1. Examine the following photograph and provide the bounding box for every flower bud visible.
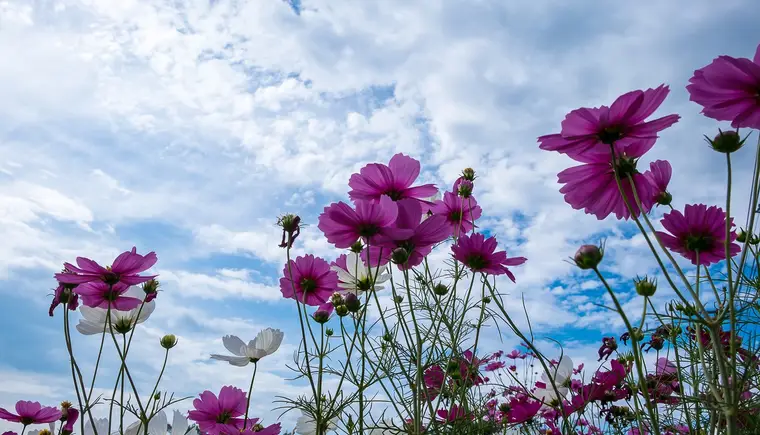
[312,309,331,324]
[634,275,657,297]
[330,292,345,307]
[706,130,746,154]
[446,360,461,379]
[655,191,672,206]
[573,244,604,270]
[153,392,161,401]
[344,292,361,312]
[142,279,159,302]
[349,240,364,253]
[160,334,178,349]
[462,168,476,181]
[277,214,301,248]
[457,180,474,198]
[737,230,748,243]
[325,328,334,337]
[60,401,72,410]
[482,296,491,304]
[383,332,393,342]
[433,283,449,296]
[335,305,349,317]
[390,247,409,265]
[393,295,404,304]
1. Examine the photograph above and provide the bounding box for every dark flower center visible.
[102,272,120,285]
[357,224,380,238]
[385,189,403,201]
[300,278,317,293]
[357,278,372,291]
[598,126,624,145]
[103,290,119,302]
[684,234,713,252]
[216,412,231,424]
[20,417,35,425]
[612,155,638,178]
[465,254,488,270]
[449,210,462,222]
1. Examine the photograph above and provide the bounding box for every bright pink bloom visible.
[656,204,741,266]
[49,272,79,317]
[241,419,281,435]
[55,247,157,287]
[424,365,445,401]
[280,255,338,307]
[187,386,247,435]
[645,160,672,205]
[505,350,526,360]
[451,233,526,280]
[430,191,482,236]
[348,153,438,203]
[0,401,62,425]
[556,151,659,220]
[538,85,679,162]
[74,282,142,310]
[62,408,79,433]
[318,196,401,249]
[505,396,541,424]
[485,361,506,372]
[436,404,471,423]
[312,302,334,323]
[687,43,760,129]
[365,199,451,270]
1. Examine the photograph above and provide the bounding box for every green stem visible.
[243,362,258,427]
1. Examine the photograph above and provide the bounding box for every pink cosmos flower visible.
[280,255,338,307]
[365,199,451,270]
[505,396,542,424]
[241,419,281,435]
[49,271,79,317]
[318,196,402,249]
[2,432,16,435]
[424,365,445,401]
[556,151,659,220]
[430,191,482,236]
[348,153,438,203]
[485,361,506,372]
[74,282,142,311]
[656,204,741,266]
[451,233,526,280]
[0,401,62,425]
[62,408,79,433]
[687,43,760,129]
[187,386,247,435]
[312,302,335,323]
[436,404,471,423]
[505,350,526,360]
[55,247,157,287]
[538,85,679,162]
[645,160,672,206]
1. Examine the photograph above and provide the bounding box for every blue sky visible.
[1,0,759,431]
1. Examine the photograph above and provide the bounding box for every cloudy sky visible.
[1,0,759,432]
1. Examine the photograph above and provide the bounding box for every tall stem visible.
[243,362,258,427]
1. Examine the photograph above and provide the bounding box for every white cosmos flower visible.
[420,191,442,222]
[295,411,336,435]
[534,356,573,408]
[331,252,390,295]
[210,328,284,366]
[77,287,155,335]
[125,410,189,435]
[84,418,111,435]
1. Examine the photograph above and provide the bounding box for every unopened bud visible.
[655,191,672,206]
[573,244,604,270]
[737,230,748,243]
[706,130,746,154]
[335,305,349,317]
[390,247,409,265]
[383,332,393,342]
[349,240,364,253]
[142,279,159,301]
[312,309,331,324]
[344,292,361,312]
[634,275,657,297]
[457,180,474,198]
[446,360,461,379]
[330,292,345,307]
[462,168,476,181]
[393,295,404,304]
[160,334,178,349]
[433,283,449,296]
[153,392,161,401]
[325,328,334,337]
[482,296,492,304]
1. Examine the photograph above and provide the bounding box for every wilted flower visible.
[277,214,301,249]
[598,337,618,362]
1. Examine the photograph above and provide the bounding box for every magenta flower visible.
[538,85,680,162]
[62,408,79,433]
[187,386,247,435]
[430,191,482,236]
[312,302,335,323]
[485,361,506,372]
[424,365,445,401]
[318,196,402,249]
[656,204,741,265]
[687,43,760,129]
[366,199,451,270]
[348,153,438,203]
[49,273,79,317]
[55,247,157,287]
[644,160,672,206]
[74,282,142,311]
[436,404,471,423]
[280,255,339,306]
[0,401,62,425]
[241,419,281,435]
[505,350,526,360]
[505,396,542,424]
[556,152,660,220]
[451,233,526,280]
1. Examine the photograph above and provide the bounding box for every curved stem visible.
[243,362,258,426]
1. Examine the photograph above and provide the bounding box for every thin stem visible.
[243,362,258,426]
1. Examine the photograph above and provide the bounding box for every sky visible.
[1,0,759,432]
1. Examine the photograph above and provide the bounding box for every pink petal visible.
[388,153,421,189]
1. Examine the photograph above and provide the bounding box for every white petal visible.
[135,300,156,323]
[210,354,250,366]
[256,328,284,355]
[79,306,108,323]
[171,410,189,435]
[125,421,143,435]
[124,286,144,299]
[221,335,246,356]
[148,410,168,435]
[77,319,106,335]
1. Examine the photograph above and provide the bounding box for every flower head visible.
[656,204,741,265]
[187,386,247,435]
[687,43,760,129]
[645,160,672,206]
[49,270,79,317]
[280,255,338,306]
[538,85,679,162]
[318,197,401,249]
[451,233,526,280]
[294,411,335,435]
[348,153,438,203]
[210,328,284,366]
[430,191,482,236]
[331,252,390,295]
[55,247,157,287]
[76,287,155,335]
[0,401,62,425]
